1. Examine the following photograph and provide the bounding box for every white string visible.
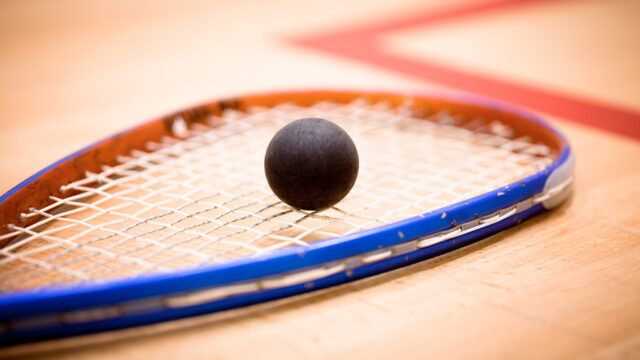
[0,99,553,291]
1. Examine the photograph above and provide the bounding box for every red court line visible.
[289,0,640,140]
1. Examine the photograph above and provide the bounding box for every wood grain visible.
[1,0,638,358]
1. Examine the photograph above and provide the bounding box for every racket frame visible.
[0,90,573,344]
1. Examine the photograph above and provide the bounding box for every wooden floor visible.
[0,0,638,358]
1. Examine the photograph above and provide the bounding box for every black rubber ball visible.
[264,117,359,211]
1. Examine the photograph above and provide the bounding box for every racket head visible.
[0,90,573,344]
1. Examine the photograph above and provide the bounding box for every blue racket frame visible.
[0,90,573,345]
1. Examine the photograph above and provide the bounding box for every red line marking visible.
[289,0,640,140]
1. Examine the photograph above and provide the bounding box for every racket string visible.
[0,99,553,290]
